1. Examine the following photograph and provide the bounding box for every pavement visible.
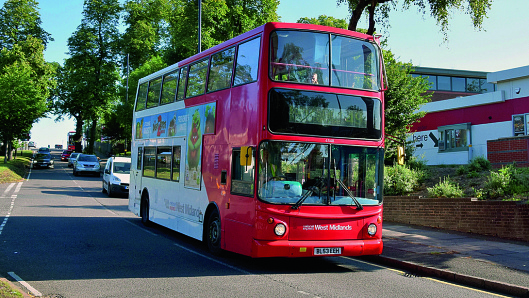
[360,222,529,297]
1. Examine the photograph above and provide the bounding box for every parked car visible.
[31,153,54,169]
[73,154,101,176]
[68,152,80,167]
[102,156,131,197]
[38,147,50,154]
[61,150,73,161]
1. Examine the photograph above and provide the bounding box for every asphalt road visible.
[0,152,508,298]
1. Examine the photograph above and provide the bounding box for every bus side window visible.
[186,58,209,98]
[160,70,179,105]
[172,146,181,182]
[233,37,261,86]
[137,147,143,171]
[176,67,188,101]
[143,147,156,177]
[135,82,148,111]
[147,77,162,108]
[208,47,235,93]
[230,148,255,196]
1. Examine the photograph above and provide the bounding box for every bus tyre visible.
[206,210,222,255]
[141,196,150,226]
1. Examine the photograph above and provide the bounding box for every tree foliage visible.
[52,0,121,153]
[0,0,53,49]
[339,0,492,39]
[0,0,55,161]
[105,56,167,144]
[383,49,431,163]
[297,15,348,29]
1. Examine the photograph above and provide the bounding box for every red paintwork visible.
[183,22,384,257]
[411,95,529,132]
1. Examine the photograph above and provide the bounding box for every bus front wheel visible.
[206,210,222,255]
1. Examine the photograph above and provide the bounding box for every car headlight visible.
[76,163,84,168]
[33,160,37,163]
[367,223,377,236]
[112,176,121,184]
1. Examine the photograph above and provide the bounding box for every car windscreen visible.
[78,155,98,162]
[113,162,131,174]
[35,154,51,159]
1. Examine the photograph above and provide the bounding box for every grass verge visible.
[0,151,32,184]
[0,278,24,298]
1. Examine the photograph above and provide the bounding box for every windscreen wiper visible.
[333,159,363,210]
[336,179,363,210]
[292,177,323,210]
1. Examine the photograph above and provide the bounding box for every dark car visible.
[31,153,54,169]
[61,150,73,161]
[38,147,50,154]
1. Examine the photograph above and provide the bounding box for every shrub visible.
[467,171,480,178]
[456,165,468,176]
[479,164,529,200]
[384,164,425,195]
[427,176,464,198]
[468,156,491,172]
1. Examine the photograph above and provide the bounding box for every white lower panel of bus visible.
[151,209,204,241]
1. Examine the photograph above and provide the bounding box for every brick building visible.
[409,65,529,166]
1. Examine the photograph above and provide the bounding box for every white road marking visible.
[0,182,22,236]
[2,183,15,196]
[8,271,42,297]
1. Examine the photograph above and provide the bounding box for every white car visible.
[102,156,131,197]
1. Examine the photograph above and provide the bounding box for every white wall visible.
[409,121,512,165]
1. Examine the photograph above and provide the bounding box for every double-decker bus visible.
[67,131,76,151]
[129,22,385,258]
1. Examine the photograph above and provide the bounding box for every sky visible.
[2,0,527,148]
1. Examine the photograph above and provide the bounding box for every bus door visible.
[133,147,143,202]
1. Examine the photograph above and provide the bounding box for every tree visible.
[383,49,431,164]
[52,0,122,154]
[122,0,169,70]
[104,56,167,148]
[0,38,54,161]
[297,15,348,29]
[0,0,55,161]
[338,0,492,38]
[0,0,53,50]
[164,0,279,63]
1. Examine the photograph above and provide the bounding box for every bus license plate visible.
[314,247,342,255]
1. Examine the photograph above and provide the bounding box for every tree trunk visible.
[348,0,370,31]
[87,118,97,154]
[367,0,377,35]
[75,115,84,153]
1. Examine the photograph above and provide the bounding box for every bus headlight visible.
[367,223,377,236]
[274,223,286,236]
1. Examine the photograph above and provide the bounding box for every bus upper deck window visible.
[233,37,261,86]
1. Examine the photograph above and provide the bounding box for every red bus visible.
[129,22,385,258]
[67,131,76,151]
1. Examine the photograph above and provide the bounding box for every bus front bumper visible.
[251,239,383,258]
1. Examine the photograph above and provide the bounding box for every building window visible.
[452,77,466,92]
[438,123,471,152]
[437,76,451,91]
